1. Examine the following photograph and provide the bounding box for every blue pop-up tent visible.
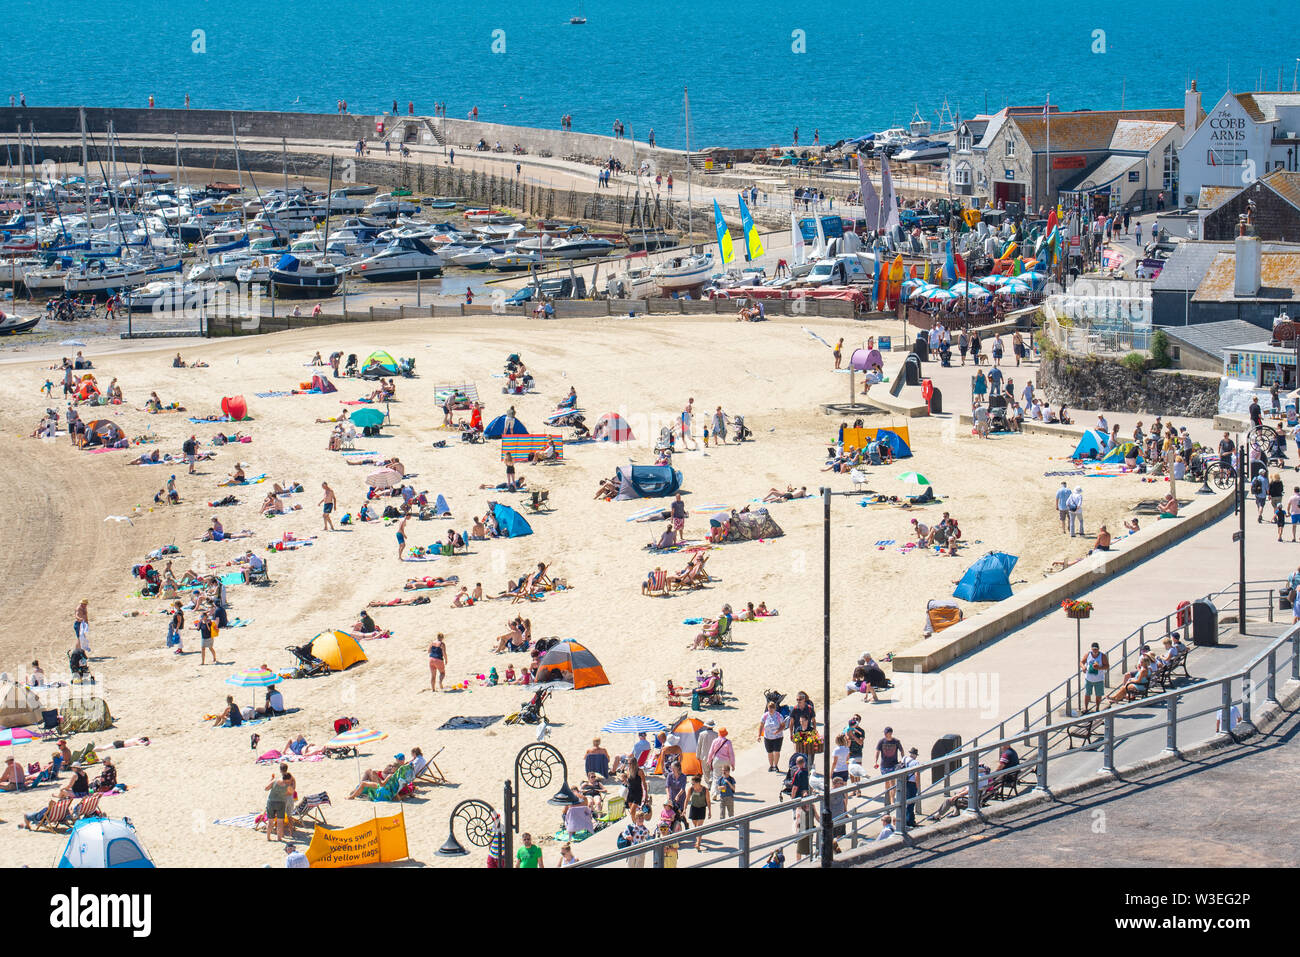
[875,429,913,459]
[952,551,1019,602]
[492,502,533,538]
[614,465,683,500]
[484,415,529,439]
[1071,430,1106,459]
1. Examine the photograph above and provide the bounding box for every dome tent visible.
[484,415,529,439]
[535,639,609,690]
[593,412,634,443]
[309,631,368,671]
[57,817,155,869]
[0,680,43,728]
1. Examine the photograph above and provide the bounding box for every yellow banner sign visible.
[305,810,409,868]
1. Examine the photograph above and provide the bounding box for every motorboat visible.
[123,280,218,313]
[353,236,444,282]
[233,256,278,285]
[894,140,949,163]
[550,233,617,260]
[490,250,543,272]
[650,252,714,291]
[463,208,515,224]
[364,196,420,218]
[311,189,368,215]
[342,184,379,196]
[268,254,347,298]
[187,249,264,282]
[0,310,39,334]
[0,232,37,254]
[63,259,151,295]
[446,242,505,269]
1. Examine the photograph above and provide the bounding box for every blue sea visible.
[5,0,1298,147]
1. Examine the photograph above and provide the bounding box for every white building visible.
[1176,82,1300,209]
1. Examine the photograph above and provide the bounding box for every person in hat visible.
[694,720,718,787]
[706,727,735,783]
[902,747,922,826]
[284,842,309,867]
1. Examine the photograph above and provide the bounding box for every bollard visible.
[1267,651,1278,705]
[1165,695,1179,755]
[965,751,980,813]
[1101,713,1116,773]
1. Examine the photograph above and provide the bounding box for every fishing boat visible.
[268,254,346,298]
[353,236,444,282]
[650,252,713,291]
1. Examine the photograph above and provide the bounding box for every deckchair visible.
[412,748,448,787]
[27,797,74,832]
[71,793,103,821]
[361,764,413,802]
[527,489,551,512]
[597,794,626,825]
[703,615,732,648]
[644,568,670,596]
[290,791,331,828]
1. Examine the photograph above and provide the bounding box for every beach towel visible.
[438,715,503,731]
[212,813,262,829]
[253,391,294,398]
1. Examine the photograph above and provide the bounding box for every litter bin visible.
[903,353,922,386]
[929,734,963,785]
[1191,598,1218,646]
[913,332,929,362]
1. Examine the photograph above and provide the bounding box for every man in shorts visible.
[1055,481,1071,534]
[183,434,199,474]
[1080,642,1109,712]
[320,482,336,531]
[198,611,217,665]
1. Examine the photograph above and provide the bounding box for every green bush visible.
[1122,352,1147,372]
[1150,329,1172,369]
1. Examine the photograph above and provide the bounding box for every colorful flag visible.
[942,239,957,286]
[857,153,880,231]
[737,194,764,261]
[712,199,734,265]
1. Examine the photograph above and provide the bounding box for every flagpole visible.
[1044,94,1051,216]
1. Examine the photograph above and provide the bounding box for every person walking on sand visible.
[712,405,727,445]
[396,514,409,560]
[833,338,844,369]
[680,397,696,449]
[320,482,337,531]
[429,632,447,691]
[1055,482,1071,534]
[73,599,90,655]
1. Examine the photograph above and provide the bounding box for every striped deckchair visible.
[501,434,564,463]
[642,569,669,597]
[434,383,479,406]
[72,793,103,821]
[28,797,74,832]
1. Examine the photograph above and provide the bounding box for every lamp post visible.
[510,742,579,835]
[436,797,499,858]
[819,485,833,867]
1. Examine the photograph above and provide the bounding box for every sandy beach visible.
[0,314,1159,866]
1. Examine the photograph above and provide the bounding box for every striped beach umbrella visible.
[600,716,668,735]
[225,666,278,688]
[325,727,388,749]
[897,471,931,486]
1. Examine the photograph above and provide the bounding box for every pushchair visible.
[285,643,331,678]
[733,415,753,442]
[654,426,676,456]
[398,357,416,378]
[68,648,93,684]
[987,394,1010,432]
[343,354,358,376]
[506,688,550,725]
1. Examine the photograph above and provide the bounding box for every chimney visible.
[1235,233,1261,298]
[1183,80,1201,146]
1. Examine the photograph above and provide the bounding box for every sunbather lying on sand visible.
[595,477,618,499]
[763,485,809,503]
[404,576,457,591]
[129,449,165,465]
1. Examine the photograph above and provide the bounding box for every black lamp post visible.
[435,797,499,857]
[818,486,833,867]
[512,742,580,829]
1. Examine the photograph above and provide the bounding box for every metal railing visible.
[575,626,1299,868]
[963,580,1280,754]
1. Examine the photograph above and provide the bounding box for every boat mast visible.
[684,86,693,240]
[281,137,289,196]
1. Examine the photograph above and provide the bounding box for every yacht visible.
[353,237,444,282]
[650,252,714,291]
[364,196,420,218]
[446,242,505,270]
[489,250,543,272]
[550,233,617,260]
[268,255,347,298]
[187,249,265,282]
[894,140,949,163]
[311,189,368,215]
[63,259,151,295]
[124,280,218,312]
[21,262,73,295]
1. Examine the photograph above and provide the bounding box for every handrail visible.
[575,624,1299,868]
[962,578,1280,754]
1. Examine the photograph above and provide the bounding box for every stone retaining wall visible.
[1038,353,1220,418]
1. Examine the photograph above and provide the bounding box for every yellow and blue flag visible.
[713,200,734,265]
[737,194,764,261]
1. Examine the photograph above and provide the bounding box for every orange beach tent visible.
[535,640,609,690]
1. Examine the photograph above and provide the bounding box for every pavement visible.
[874,700,1300,868]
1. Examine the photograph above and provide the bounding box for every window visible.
[958,131,972,152]
[1207,149,1247,167]
[1005,139,1016,157]
[1163,144,1178,193]
[953,162,972,186]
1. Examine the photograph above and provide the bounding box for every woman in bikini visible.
[428,633,447,691]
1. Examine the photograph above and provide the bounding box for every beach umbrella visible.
[324,726,389,794]
[0,727,37,760]
[350,407,385,429]
[897,471,930,486]
[225,665,279,709]
[600,716,668,734]
[366,468,402,489]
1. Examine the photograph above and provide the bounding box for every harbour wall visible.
[0,107,683,171]
[1037,354,1221,418]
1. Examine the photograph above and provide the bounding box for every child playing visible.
[504,664,517,683]
[702,425,710,448]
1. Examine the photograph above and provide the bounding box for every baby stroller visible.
[987,394,1010,432]
[504,353,523,375]
[507,688,551,725]
[654,426,676,456]
[398,357,416,378]
[68,647,93,684]
[733,415,753,442]
[344,354,358,376]
[285,643,331,679]
[777,752,814,802]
